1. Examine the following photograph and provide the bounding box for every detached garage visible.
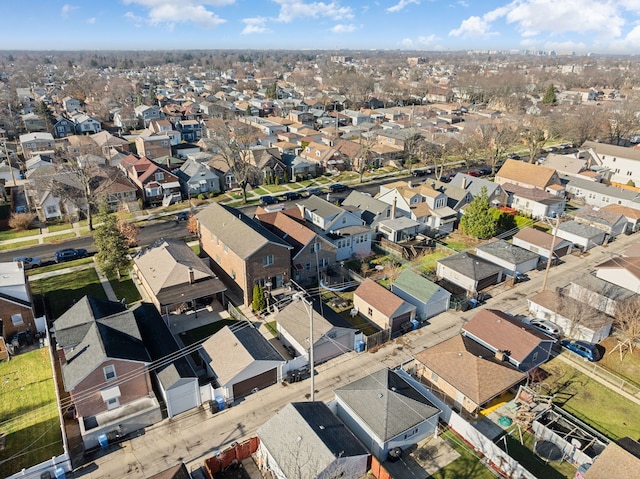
[133,303,201,418]
[201,324,285,402]
[475,239,540,276]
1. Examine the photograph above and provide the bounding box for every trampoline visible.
[535,440,563,462]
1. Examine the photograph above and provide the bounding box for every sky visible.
[1,0,640,54]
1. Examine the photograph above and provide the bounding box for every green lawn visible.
[0,349,63,477]
[43,232,77,243]
[428,429,496,479]
[540,357,640,440]
[178,319,239,345]
[108,272,141,305]
[47,222,73,232]
[26,257,94,276]
[0,239,40,251]
[598,337,640,388]
[0,228,40,241]
[31,268,107,319]
[415,250,451,273]
[190,244,201,255]
[264,321,278,337]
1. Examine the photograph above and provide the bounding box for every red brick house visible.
[119,154,181,206]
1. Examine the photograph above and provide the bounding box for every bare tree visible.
[612,296,640,358]
[605,101,640,145]
[557,289,608,339]
[478,122,518,174]
[353,133,376,184]
[552,106,607,147]
[520,115,551,163]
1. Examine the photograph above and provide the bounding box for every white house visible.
[475,239,540,276]
[581,140,640,185]
[595,255,640,293]
[391,269,451,321]
[554,220,606,251]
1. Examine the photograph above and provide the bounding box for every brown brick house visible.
[0,262,40,351]
[197,202,292,306]
[353,278,416,334]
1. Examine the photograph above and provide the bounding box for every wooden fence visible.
[203,437,260,477]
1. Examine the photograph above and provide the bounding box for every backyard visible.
[428,428,496,479]
[0,348,63,477]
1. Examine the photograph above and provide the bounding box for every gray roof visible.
[450,173,503,198]
[177,158,218,181]
[334,368,440,441]
[53,296,126,347]
[298,195,344,221]
[437,252,504,280]
[476,239,540,265]
[557,220,605,238]
[569,274,636,303]
[562,175,640,204]
[257,402,368,479]
[196,202,292,259]
[61,308,150,391]
[392,269,448,303]
[342,191,389,224]
[377,216,421,231]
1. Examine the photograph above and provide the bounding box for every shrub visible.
[8,212,37,231]
[197,193,205,200]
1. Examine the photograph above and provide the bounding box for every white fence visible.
[396,366,537,479]
[6,453,71,479]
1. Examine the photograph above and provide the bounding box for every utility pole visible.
[291,280,315,402]
[541,215,561,293]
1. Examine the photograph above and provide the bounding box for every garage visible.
[477,272,501,291]
[232,368,277,398]
[164,377,201,418]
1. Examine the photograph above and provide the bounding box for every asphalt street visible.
[71,230,639,479]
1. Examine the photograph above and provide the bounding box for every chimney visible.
[461,176,467,189]
[188,267,195,284]
[407,180,413,188]
[391,197,397,219]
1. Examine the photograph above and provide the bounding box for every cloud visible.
[61,4,78,18]
[387,0,419,13]
[273,0,354,22]
[401,34,440,47]
[241,17,272,34]
[86,17,96,24]
[449,15,494,37]
[122,0,230,28]
[331,23,358,33]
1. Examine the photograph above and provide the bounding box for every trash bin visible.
[355,340,365,352]
[54,467,66,479]
[98,433,108,449]
[215,396,225,411]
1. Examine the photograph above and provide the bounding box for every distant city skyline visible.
[1,1,639,54]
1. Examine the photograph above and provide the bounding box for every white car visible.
[13,256,42,269]
[528,319,561,338]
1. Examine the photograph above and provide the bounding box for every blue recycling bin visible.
[410,319,420,330]
[54,467,66,479]
[98,433,108,449]
[215,396,225,411]
[355,340,365,352]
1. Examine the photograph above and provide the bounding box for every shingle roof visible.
[334,368,440,442]
[513,227,570,250]
[257,402,368,479]
[476,239,540,265]
[256,210,317,256]
[392,269,446,302]
[582,140,640,162]
[275,298,353,346]
[354,279,407,317]
[496,159,558,189]
[462,309,551,363]
[414,335,526,405]
[557,220,605,238]
[596,255,640,280]
[437,252,504,280]
[196,202,292,259]
[53,296,126,347]
[584,440,640,479]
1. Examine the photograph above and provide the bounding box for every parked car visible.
[560,339,601,362]
[507,153,521,160]
[260,195,279,205]
[305,187,323,196]
[439,174,452,183]
[478,166,492,176]
[282,191,302,201]
[329,183,347,192]
[55,248,88,263]
[528,319,561,338]
[13,256,42,269]
[176,212,190,221]
[412,169,427,177]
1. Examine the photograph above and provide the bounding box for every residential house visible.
[342,190,392,228]
[475,239,540,277]
[177,119,202,143]
[91,131,130,159]
[462,309,554,371]
[133,303,201,418]
[256,209,337,286]
[600,204,640,233]
[19,132,55,158]
[502,183,566,219]
[581,140,640,185]
[53,296,162,448]
[52,116,75,138]
[541,153,591,180]
[132,238,226,316]
[120,155,181,206]
[574,205,628,241]
[376,216,422,242]
[565,273,636,317]
[176,158,220,197]
[172,143,201,159]
[334,368,440,461]
[135,130,172,160]
[296,195,371,261]
[563,175,640,211]
[256,402,369,479]
[90,166,138,212]
[197,202,292,306]
[391,269,451,321]
[299,141,338,170]
[595,255,640,293]
[200,324,285,402]
[0,262,44,350]
[70,112,102,134]
[414,335,526,415]
[135,105,164,127]
[353,279,417,335]
[449,173,508,206]
[25,164,86,221]
[62,96,81,113]
[247,147,288,184]
[527,290,613,343]
[113,107,139,130]
[495,159,564,196]
[436,252,504,295]
[66,134,100,156]
[581,438,640,479]
[512,227,573,260]
[275,297,356,364]
[22,112,47,132]
[554,220,606,251]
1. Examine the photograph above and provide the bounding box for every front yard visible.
[0,349,63,477]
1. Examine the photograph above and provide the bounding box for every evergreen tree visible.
[93,204,130,279]
[459,186,498,239]
[542,84,556,105]
[252,284,266,312]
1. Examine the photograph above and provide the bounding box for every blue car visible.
[560,339,601,362]
[55,248,88,263]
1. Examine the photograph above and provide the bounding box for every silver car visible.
[13,256,42,269]
[528,319,561,338]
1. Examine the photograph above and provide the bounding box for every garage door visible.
[477,273,500,291]
[166,381,199,418]
[232,368,277,399]
[554,245,570,257]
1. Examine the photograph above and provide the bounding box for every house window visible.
[431,370,439,382]
[161,141,169,146]
[306,263,311,271]
[404,428,419,440]
[46,205,57,215]
[532,352,538,362]
[155,172,164,181]
[367,307,373,316]
[11,313,23,326]
[223,245,228,254]
[263,254,274,266]
[104,365,116,381]
[311,242,320,253]
[320,258,329,268]
[105,397,120,410]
